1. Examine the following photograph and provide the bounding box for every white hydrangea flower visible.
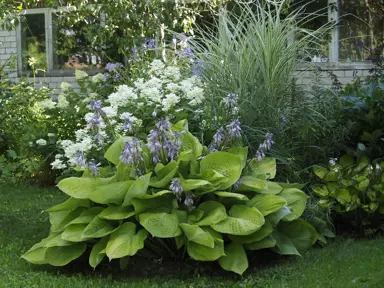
[59,140,73,148]
[36,139,47,146]
[148,59,165,75]
[36,99,56,110]
[92,73,104,84]
[57,94,69,108]
[166,83,180,92]
[102,106,118,118]
[141,87,162,103]
[55,154,64,159]
[186,87,204,106]
[75,70,88,81]
[75,129,88,141]
[47,133,55,137]
[145,77,163,89]
[51,159,67,170]
[133,78,146,91]
[162,66,181,81]
[60,82,72,92]
[162,93,180,111]
[108,85,138,108]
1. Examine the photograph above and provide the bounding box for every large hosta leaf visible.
[89,236,109,268]
[44,233,73,247]
[237,176,268,192]
[150,161,178,188]
[218,243,248,275]
[312,185,329,197]
[247,194,287,216]
[187,239,225,261]
[211,205,265,235]
[66,207,104,226]
[179,223,215,248]
[179,178,211,191]
[260,182,283,195]
[313,166,328,179]
[104,136,130,165]
[57,176,116,199]
[227,147,248,169]
[45,243,87,266]
[279,188,308,221]
[245,235,276,250]
[45,198,91,212]
[62,224,88,242]
[98,205,135,220]
[22,247,48,265]
[179,131,203,158]
[49,207,88,232]
[123,173,152,206]
[244,158,276,179]
[131,190,175,214]
[214,191,249,201]
[106,222,148,260]
[90,181,134,204]
[82,217,119,239]
[200,152,242,190]
[229,221,273,244]
[195,201,227,226]
[139,211,181,238]
[266,206,291,227]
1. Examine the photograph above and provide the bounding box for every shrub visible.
[22,119,320,275]
[312,155,384,236]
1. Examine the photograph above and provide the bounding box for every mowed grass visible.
[0,183,383,288]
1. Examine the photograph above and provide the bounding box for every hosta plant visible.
[312,155,384,235]
[23,119,318,275]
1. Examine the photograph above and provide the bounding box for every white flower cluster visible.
[75,70,88,81]
[36,139,47,146]
[36,98,56,110]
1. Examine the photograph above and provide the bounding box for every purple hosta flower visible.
[102,73,109,80]
[226,120,242,139]
[182,47,194,58]
[94,133,103,145]
[89,114,101,129]
[147,130,162,164]
[192,60,202,75]
[105,62,123,72]
[120,138,143,166]
[88,100,102,111]
[281,115,287,124]
[170,179,183,200]
[88,160,101,177]
[74,150,87,168]
[152,110,157,118]
[145,38,156,49]
[114,73,121,80]
[164,138,180,160]
[155,119,171,132]
[223,93,238,108]
[213,127,225,146]
[256,132,274,162]
[356,41,365,47]
[123,116,133,132]
[233,179,242,189]
[184,194,195,211]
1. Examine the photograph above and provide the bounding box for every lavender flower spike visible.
[88,160,101,177]
[74,150,87,168]
[213,127,225,146]
[223,93,237,108]
[170,179,183,200]
[88,100,102,111]
[155,119,171,132]
[226,120,242,139]
[233,179,242,189]
[184,194,195,211]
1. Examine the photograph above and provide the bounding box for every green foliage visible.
[23,119,318,275]
[312,155,384,235]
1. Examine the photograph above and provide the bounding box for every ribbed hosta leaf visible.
[89,236,109,268]
[279,188,308,221]
[247,194,287,216]
[229,221,273,244]
[44,233,73,247]
[266,206,291,227]
[57,176,116,199]
[131,190,174,214]
[237,176,268,192]
[90,181,134,204]
[211,205,265,235]
[106,222,147,260]
[227,147,248,169]
[244,157,276,179]
[98,205,135,220]
[45,198,91,212]
[187,239,225,261]
[49,207,88,233]
[123,173,152,206]
[45,243,87,266]
[150,161,178,188]
[66,207,104,226]
[139,211,182,238]
[214,191,249,201]
[218,243,248,275]
[178,178,211,191]
[62,224,88,242]
[179,223,215,248]
[195,201,227,226]
[82,217,119,239]
[244,235,276,250]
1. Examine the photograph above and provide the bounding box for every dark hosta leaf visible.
[244,158,276,179]
[123,173,152,206]
[312,185,329,197]
[229,221,273,244]
[237,176,268,192]
[90,181,134,204]
[180,223,215,248]
[313,166,328,179]
[106,222,148,260]
[45,198,91,212]
[139,211,182,238]
[66,207,104,226]
[245,235,276,250]
[57,176,116,199]
[279,188,308,221]
[82,217,119,239]
[89,236,109,268]
[200,152,242,190]
[104,136,131,165]
[340,154,355,167]
[98,205,135,220]
[266,206,291,227]
[187,239,225,261]
[214,191,249,200]
[172,209,188,224]
[45,243,87,266]
[218,243,248,275]
[62,224,88,242]
[227,147,248,169]
[335,188,352,204]
[150,161,178,188]
[131,190,175,214]
[247,194,286,216]
[195,201,227,226]
[49,207,88,233]
[211,205,265,236]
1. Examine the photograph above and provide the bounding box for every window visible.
[17,7,119,76]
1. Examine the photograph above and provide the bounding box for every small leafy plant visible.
[23,119,319,275]
[312,155,384,235]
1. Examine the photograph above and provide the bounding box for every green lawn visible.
[0,183,383,288]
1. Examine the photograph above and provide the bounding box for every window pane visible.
[339,0,384,62]
[20,14,47,72]
[52,13,120,70]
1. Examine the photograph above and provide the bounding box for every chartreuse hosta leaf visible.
[104,136,131,165]
[179,131,203,158]
[150,161,178,188]
[195,201,227,226]
[178,178,212,191]
[45,243,87,266]
[57,176,116,199]
[244,235,276,250]
[22,233,59,264]
[123,173,152,206]
[214,191,249,201]
[49,207,88,233]
[244,157,277,179]
[236,176,268,192]
[106,222,148,260]
[187,209,204,224]
[278,188,308,221]
[276,182,305,190]
[200,152,242,190]
[218,242,248,275]
[229,221,273,244]
[139,210,182,238]
[266,206,291,227]
[44,233,73,247]
[262,182,283,195]
[131,190,175,214]
[66,207,104,226]
[211,205,265,236]
[82,217,120,239]
[312,185,329,197]
[90,181,134,204]
[98,205,135,220]
[180,223,215,248]
[227,147,248,169]
[62,224,89,242]
[246,194,287,216]
[273,219,318,256]
[89,236,109,268]
[313,166,328,179]
[45,198,91,212]
[186,227,225,261]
